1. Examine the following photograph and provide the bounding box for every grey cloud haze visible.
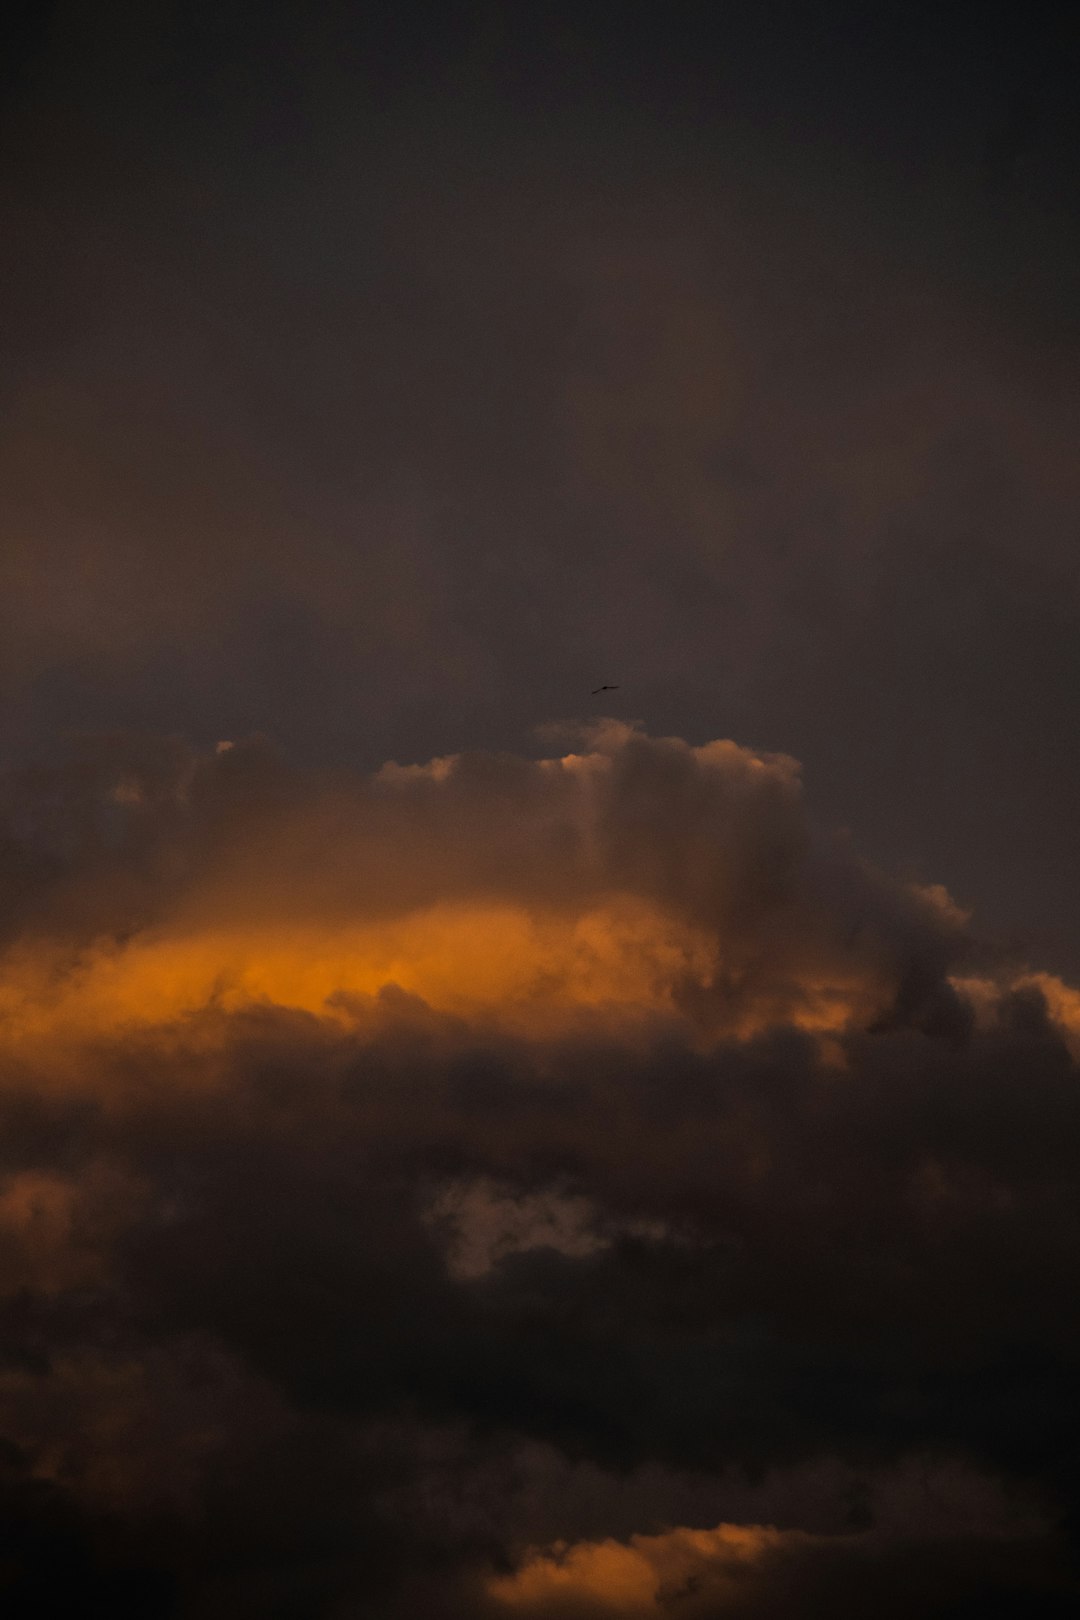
[1,5,1079,982]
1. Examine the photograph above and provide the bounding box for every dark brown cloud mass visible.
[0,725,1078,1615]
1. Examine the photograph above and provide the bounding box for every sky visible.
[1,2,1080,1614]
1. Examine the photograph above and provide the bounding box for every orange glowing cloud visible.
[0,892,891,1087]
[0,726,1031,1085]
[487,1521,817,1615]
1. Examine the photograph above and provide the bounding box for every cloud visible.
[483,1513,1076,1619]
[0,726,1077,1613]
[487,1521,803,1615]
[0,724,972,1067]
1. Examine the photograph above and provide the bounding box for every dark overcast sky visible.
[2,5,1080,1616]
[2,0,1079,969]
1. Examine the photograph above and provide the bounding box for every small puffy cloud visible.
[487,1521,811,1615]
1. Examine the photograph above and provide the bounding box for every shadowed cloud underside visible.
[0,725,1078,1615]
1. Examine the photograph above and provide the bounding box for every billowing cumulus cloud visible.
[0,724,1078,1614]
[0,722,971,1060]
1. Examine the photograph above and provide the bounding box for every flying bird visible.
[592,684,619,694]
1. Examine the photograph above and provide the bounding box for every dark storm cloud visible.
[0,726,1078,1613]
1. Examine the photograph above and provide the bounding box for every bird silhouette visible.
[591,684,619,694]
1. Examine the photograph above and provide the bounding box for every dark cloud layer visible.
[0,727,1077,1614]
